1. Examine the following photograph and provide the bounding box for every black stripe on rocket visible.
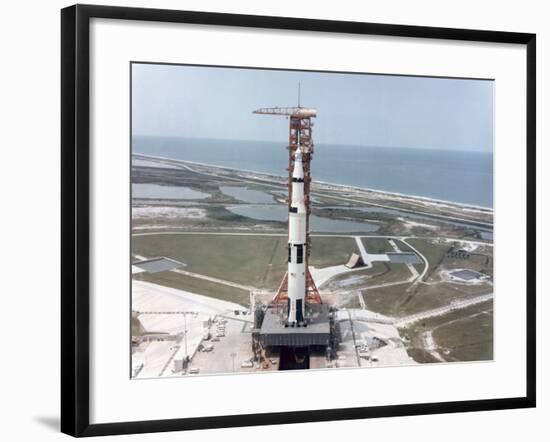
[288,243,305,264]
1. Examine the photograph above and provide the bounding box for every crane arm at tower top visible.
[253,106,317,118]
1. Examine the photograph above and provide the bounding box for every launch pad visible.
[259,303,331,347]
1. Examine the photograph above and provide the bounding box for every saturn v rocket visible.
[287,147,307,325]
[253,103,323,327]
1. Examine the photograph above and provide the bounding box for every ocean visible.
[133,136,493,208]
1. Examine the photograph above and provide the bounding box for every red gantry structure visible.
[253,103,323,312]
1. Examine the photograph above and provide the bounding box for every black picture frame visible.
[61,4,536,437]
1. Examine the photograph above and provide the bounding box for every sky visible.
[132,63,494,152]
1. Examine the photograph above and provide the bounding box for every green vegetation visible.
[133,234,357,291]
[323,261,412,293]
[432,311,493,361]
[374,263,411,284]
[309,236,357,267]
[363,274,492,317]
[324,262,387,290]
[399,300,493,363]
[132,233,492,327]
[393,239,415,253]
[404,348,441,364]
[361,284,411,316]
[416,283,488,312]
[368,238,494,316]
[135,271,250,306]
[362,238,394,253]
[134,234,286,289]
[407,238,493,281]
[406,238,450,280]
[359,238,492,316]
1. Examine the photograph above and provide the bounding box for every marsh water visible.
[133,136,493,208]
[226,204,378,233]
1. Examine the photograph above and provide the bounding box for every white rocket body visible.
[287,147,307,325]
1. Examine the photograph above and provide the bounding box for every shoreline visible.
[133,153,494,213]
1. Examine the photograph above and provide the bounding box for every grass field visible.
[322,262,387,290]
[135,270,250,306]
[406,238,451,280]
[393,239,415,253]
[133,233,357,291]
[362,238,394,253]
[322,261,412,299]
[133,234,286,289]
[362,273,492,317]
[310,236,358,267]
[432,310,493,361]
[399,300,493,362]
[132,233,492,321]
[365,238,494,316]
[361,283,411,316]
[407,238,493,279]
[372,263,412,284]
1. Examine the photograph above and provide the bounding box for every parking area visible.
[189,314,256,375]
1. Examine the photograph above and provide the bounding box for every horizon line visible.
[132,134,493,154]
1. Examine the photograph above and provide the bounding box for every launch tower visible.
[253,98,332,370]
[253,104,322,326]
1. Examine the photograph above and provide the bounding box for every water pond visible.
[227,204,378,233]
[220,186,275,204]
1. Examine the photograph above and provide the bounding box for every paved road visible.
[400,237,429,286]
[353,236,389,268]
[134,232,492,327]
[394,293,494,328]
[421,331,446,362]
[171,268,256,292]
[357,292,366,309]
[133,231,492,248]
[361,278,415,291]
[389,238,420,279]
[132,232,470,292]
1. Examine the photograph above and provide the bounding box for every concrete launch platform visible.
[259,304,331,347]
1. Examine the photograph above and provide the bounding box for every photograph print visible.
[130,63,494,379]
